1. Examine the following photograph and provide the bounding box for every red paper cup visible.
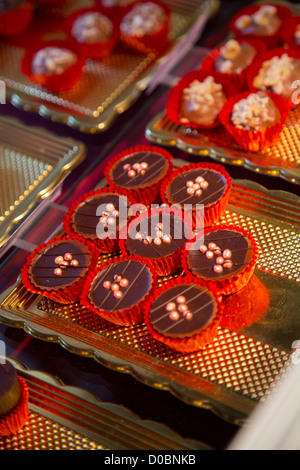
[63,186,137,254]
[200,38,267,92]
[246,47,300,108]
[21,235,101,305]
[166,69,239,130]
[64,6,119,60]
[119,205,195,277]
[21,39,85,92]
[119,0,171,55]
[144,275,224,353]
[81,254,157,326]
[0,2,33,37]
[181,224,259,296]
[219,90,291,152]
[229,3,292,49]
[161,162,232,229]
[104,145,173,207]
[0,378,29,437]
[281,16,300,49]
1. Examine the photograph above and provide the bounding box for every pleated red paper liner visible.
[63,187,137,254]
[166,69,239,130]
[200,38,267,93]
[81,255,157,326]
[119,0,171,55]
[181,224,259,297]
[246,47,300,109]
[281,16,300,49]
[0,378,29,437]
[64,6,120,60]
[104,145,174,207]
[21,234,101,305]
[160,162,232,230]
[119,205,195,277]
[219,90,291,152]
[21,39,85,92]
[144,275,224,354]
[229,3,292,49]
[0,1,33,37]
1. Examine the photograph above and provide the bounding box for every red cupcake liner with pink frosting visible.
[81,254,157,326]
[0,2,33,37]
[144,275,224,353]
[181,224,259,296]
[119,205,195,277]
[0,377,29,437]
[64,6,119,60]
[200,38,267,92]
[219,90,291,152]
[119,0,171,55]
[21,39,85,92]
[21,234,101,305]
[104,145,173,207]
[63,186,137,254]
[229,3,292,49]
[160,162,232,229]
[166,69,239,130]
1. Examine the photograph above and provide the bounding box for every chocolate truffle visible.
[230,91,281,131]
[120,1,167,37]
[27,239,92,292]
[235,4,282,37]
[185,228,257,295]
[252,53,300,101]
[214,39,257,74]
[164,167,228,212]
[69,192,129,243]
[86,258,154,324]
[179,76,227,127]
[149,283,218,339]
[0,362,21,418]
[107,149,170,190]
[31,47,77,76]
[125,211,189,260]
[71,11,113,44]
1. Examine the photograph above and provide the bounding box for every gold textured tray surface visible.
[0,0,215,133]
[0,116,85,249]
[0,359,207,450]
[145,108,300,185]
[0,174,299,424]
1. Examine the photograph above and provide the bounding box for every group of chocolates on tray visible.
[21,144,259,355]
[0,0,171,92]
[167,2,300,153]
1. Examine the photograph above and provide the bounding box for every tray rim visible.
[0,357,210,450]
[3,0,219,134]
[0,178,299,426]
[0,115,86,250]
[145,111,300,186]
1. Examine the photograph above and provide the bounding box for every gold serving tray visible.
[0,0,218,134]
[145,104,300,186]
[0,358,208,450]
[0,116,86,250]
[0,166,299,425]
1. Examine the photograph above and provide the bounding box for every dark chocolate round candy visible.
[28,239,91,291]
[187,229,254,281]
[109,150,169,190]
[71,193,128,240]
[149,283,218,339]
[88,259,153,312]
[126,212,189,259]
[165,167,227,209]
[0,361,21,417]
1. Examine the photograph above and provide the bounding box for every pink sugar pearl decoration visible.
[103,281,111,289]
[177,296,186,304]
[71,259,79,267]
[166,302,176,311]
[55,256,64,265]
[54,268,63,276]
[223,249,232,259]
[214,265,223,274]
[169,311,180,321]
[64,253,73,261]
[114,290,123,299]
[120,278,129,288]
